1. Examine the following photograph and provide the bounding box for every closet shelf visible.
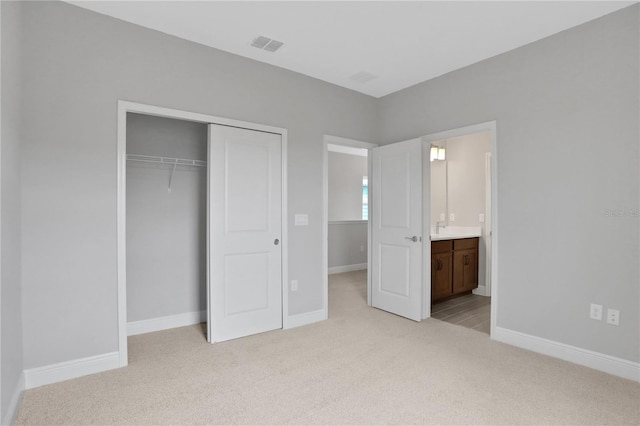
[127,154,207,167]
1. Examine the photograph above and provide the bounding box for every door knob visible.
[274,239,280,245]
[404,236,418,242]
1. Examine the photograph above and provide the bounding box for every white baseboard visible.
[472,285,487,296]
[24,352,120,389]
[128,310,206,336]
[2,373,25,426]
[328,263,367,275]
[493,326,640,382]
[285,309,327,329]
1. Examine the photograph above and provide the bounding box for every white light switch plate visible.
[294,214,308,226]
[590,303,603,320]
[449,213,455,222]
[479,214,485,223]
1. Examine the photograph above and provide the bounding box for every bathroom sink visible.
[430,226,482,241]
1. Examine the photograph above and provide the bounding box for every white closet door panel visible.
[224,252,269,315]
[208,124,282,342]
[225,141,270,232]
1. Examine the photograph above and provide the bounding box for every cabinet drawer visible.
[453,238,478,251]
[431,240,452,253]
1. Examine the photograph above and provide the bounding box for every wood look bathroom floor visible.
[431,294,491,334]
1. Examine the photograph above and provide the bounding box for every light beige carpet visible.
[16,270,640,425]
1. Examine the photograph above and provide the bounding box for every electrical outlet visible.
[291,280,298,292]
[606,308,620,326]
[449,213,455,222]
[590,303,603,320]
[439,213,445,221]
[479,213,485,223]
[360,245,365,252]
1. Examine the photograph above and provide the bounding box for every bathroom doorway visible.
[422,123,496,335]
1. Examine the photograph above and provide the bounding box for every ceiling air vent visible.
[251,36,271,49]
[263,40,284,52]
[251,36,284,53]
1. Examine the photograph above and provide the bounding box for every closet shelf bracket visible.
[168,162,177,193]
[126,154,208,193]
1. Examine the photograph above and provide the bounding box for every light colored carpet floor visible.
[16,270,640,425]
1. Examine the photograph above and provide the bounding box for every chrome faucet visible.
[435,221,447,234]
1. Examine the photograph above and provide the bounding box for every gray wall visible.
[447,132,491,228]
[328,152,368,271]
[328,152,368,221]
[446,132,491,289]
[19,1,378,369]
[126,114,207,322]
[328,222,368,269]
[379,6,639,362]
[1,0,24,422]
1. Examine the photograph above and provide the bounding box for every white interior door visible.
[371,139,423,321]
[208,124,282,342]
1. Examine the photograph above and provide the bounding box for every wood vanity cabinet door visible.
[431,252,452,301]
[453,248,478,293]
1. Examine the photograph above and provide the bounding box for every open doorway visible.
[423,124,495,335]
[322,124,496,330]
[322,136,377,317]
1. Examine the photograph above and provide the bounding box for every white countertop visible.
[430,226,482,241]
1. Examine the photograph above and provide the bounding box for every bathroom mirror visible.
[430,141,447,226]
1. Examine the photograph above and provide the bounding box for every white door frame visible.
[322,135,377,313]
[421,121,497,335]
[117,100,288,367]
[484,152,493,297]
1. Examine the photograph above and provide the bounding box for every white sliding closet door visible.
[208,124,282,342]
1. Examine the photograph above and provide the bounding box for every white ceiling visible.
[68,1,635,98]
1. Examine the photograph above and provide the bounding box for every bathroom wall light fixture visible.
[430,145,446,162]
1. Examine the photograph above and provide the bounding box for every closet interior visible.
[126,113,208,338]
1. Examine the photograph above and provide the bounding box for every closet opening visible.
[125,113,209,347]
[117,101,290,366]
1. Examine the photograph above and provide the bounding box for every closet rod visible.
[126,154,207,167]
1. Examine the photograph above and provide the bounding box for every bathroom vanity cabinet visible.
[431,237,479,302]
